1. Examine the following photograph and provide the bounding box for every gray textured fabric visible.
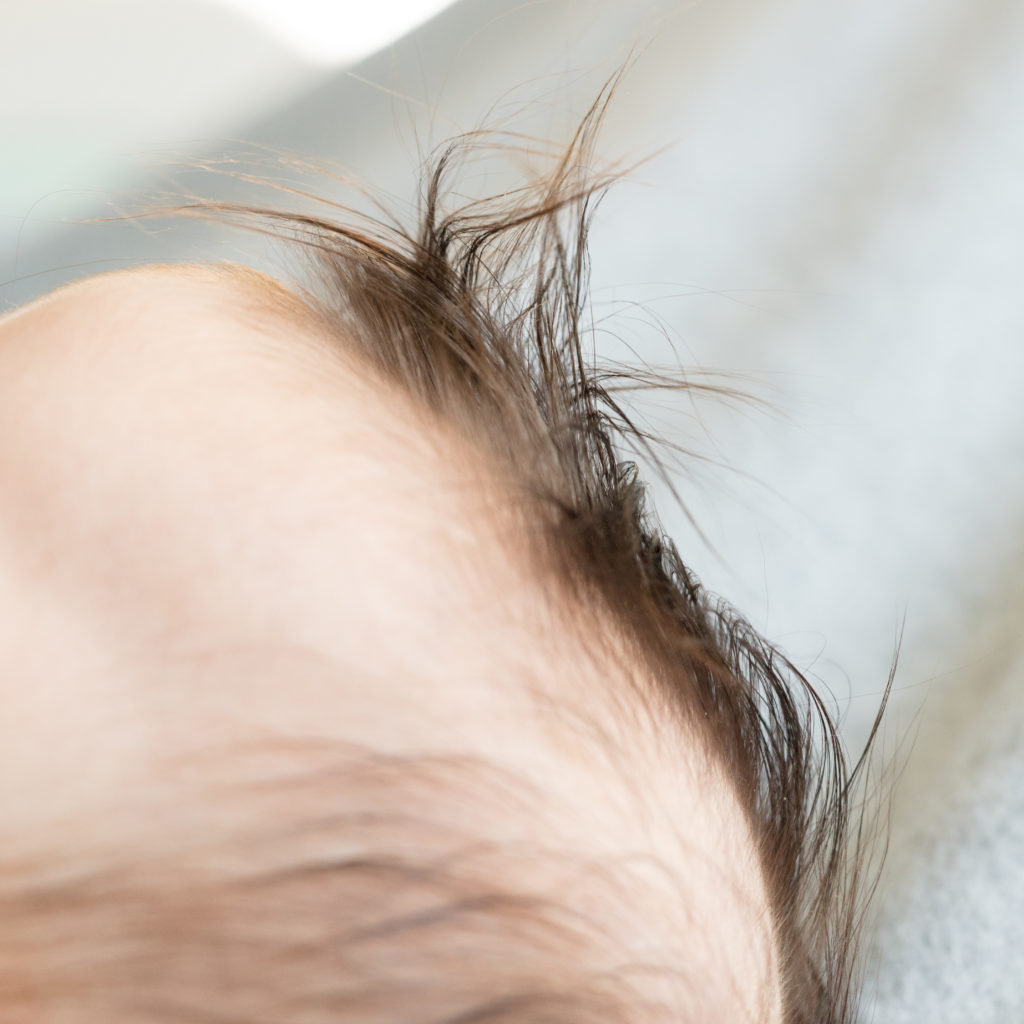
[861,648,1024,1023]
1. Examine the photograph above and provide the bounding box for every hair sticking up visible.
[136,67,892,1024]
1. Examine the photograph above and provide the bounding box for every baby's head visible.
[0,104,878,1024]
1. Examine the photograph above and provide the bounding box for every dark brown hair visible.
[9,72,889,1024]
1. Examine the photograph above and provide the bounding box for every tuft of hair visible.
[119,69,889,1024]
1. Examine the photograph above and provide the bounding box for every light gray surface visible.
[0,1,324,234]
[862,643,1024,1023]
[5,0,1024,1020]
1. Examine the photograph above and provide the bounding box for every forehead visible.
[0,263,679,864]
[0,265,692,815]
[0,266,541,796]
[0,265,456,625]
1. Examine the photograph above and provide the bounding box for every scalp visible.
[0,261,781,1023]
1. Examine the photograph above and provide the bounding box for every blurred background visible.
[5,1,1024,1020]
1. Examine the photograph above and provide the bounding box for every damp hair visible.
[8,74,891,1023]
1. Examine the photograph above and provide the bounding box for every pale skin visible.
[0,265,781,1022]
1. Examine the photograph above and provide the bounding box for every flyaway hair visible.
[115,71,891,1024]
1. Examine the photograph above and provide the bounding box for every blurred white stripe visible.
[206,0,460,64]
